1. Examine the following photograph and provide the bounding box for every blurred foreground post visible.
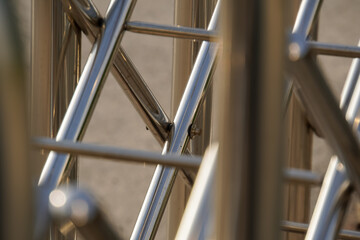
[216,0,285,239]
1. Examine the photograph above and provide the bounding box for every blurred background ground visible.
[13,0,360,238]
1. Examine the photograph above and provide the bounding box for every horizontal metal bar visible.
[125,21,218,41]
[34,135,318,183]
[284,168,323,185]
[33,138,201,170]
[281,221,360,239]
[308,41,360,58]
[39,0,135,189]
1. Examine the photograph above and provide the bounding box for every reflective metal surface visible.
[175,144,218,239]
[33,138,201,169]
[39,0,135,189]
[125,21,218,41]
[62,0,171,145]
[216,0,285,239]
[289,43,360,194]
[308,41,360,58]
[306,40,360,240]
[169,0,217,237]
[284,168,322,185]
[13,0,360,239]
[61,0,103,42]
[49,187,122,240]
[31,1,81,238]
[281,221,360,239]
[340,42,360,110]
[131,3,219,239]
[305,158,351,240]
[292,0,322,38]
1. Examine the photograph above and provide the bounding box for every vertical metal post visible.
[169,1,216,238]
[216,0,285,239]
[31,0,52,176]
[31,0,80,180]
[284,91,313,240]
[31,0,80,238]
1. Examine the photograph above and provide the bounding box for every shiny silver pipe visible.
[35,137,321,184]
[125,21,218,41]
[284,168,322,185]
[62,0,171,145]
[39,0,135,189]
[33,138,201,169]
[49,187,123,240]
[175,145,218,239]
[281,221,360,239]
[216,0,285,238]
[306,40,360,240]
[111,48,171,144]
[169,0,217,237]
[292,0,322,38]
[305,157,351,240]
[309,41,360,58]
[131,3,220,239]
[345,56,360,123]
[289,43,360,201]
[340,41,360,110]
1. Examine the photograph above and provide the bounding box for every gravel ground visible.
[13,0,360,239]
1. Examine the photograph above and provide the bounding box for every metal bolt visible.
[189,124,201,139]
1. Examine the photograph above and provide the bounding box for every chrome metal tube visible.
[62,0,171,145]
[217,0,285,239]
[281,221,360,239]
[306,41,360,240]
[289,46,360,202]
[32,1,81,238]
[309,41,360,58]
[49,187,123,240]
[33,138,201,169]
[125,21,218,41]
[305,157,351,240]
[169,0,217,237]
[111,48,171,144]
[292,0,322,38]
[39,0,135,189]
[340,41,360,110]
[345,60,360,123]
[175,145,218,239]
[284,168,322,185]
[131,3,220,239]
